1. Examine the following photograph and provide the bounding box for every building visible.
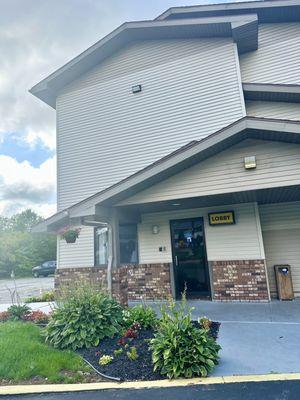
[32,0,300,303]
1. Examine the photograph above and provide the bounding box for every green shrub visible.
[150,296,221,379]
[44,284,123,350]
[7,304,31,321]
[126,346,138,361]
[99,355,113,365]
[122,304,158,330]
[114,348,123,357]
[25,290,55,303]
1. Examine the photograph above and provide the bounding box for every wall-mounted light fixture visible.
[152,225,159,234]
[132,84,142,93]
[244,156,256,170]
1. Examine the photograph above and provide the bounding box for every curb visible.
[1,373,300,395]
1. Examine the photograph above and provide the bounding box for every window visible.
[120,224,138,264]
[95,227,109,265]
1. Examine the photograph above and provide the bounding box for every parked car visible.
[32,261,57,277]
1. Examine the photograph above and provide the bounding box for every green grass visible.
[0,321,89,383]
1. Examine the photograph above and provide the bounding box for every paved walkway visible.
[0,277,54,303]
[191,300,300,376]
[140,299,300,376]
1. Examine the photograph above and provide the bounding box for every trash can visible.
[274,265,294,301]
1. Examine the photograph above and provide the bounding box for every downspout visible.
[107,222,113,298]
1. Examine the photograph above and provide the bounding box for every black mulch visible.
[77,321,220,382]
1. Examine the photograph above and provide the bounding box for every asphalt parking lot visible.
[0,276,54,303]
[2,380,300,400]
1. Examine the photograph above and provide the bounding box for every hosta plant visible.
[44,284,123,350]
[122,304,158,330]
[7,304,31,321]
[150,295,221,379]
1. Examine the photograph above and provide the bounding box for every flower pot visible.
[65,236,77,243]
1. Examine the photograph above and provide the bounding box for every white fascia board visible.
[243,83,300,95]
[156,0,300,20]
[31,210,69,233]
[246,117,300,134]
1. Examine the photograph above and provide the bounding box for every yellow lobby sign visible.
[208,211,235,226]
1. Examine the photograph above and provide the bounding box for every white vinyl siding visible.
[58,226,94,269]
[260,202,300,297]
[119,139,300,205]
[246,101,300,121]
[138,203,264,263]
[240,23,300,85]
[57,38,245,210]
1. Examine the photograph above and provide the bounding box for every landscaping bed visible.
[78,321,220,381]
[0,285,222,384]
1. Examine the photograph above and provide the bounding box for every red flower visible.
[118,338,126,346]
[0,311,9,322]
[124,328,138,339]
[23,310,49,324]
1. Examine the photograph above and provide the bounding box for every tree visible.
[10,209,43,232]
[0,210,57,278]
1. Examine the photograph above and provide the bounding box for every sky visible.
[0,0,249,218]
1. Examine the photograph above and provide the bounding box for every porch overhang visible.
[33,117,300,233]
[116,185,300,215]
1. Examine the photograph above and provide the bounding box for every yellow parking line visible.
[1,373,300,395]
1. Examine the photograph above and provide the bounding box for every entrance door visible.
[170,218,210,299]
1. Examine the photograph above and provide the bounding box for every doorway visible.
[170,217,211,299]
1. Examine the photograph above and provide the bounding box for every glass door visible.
[170,218,210,299]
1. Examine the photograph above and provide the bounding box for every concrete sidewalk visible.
[0,302,54,313]
[190,300,300,376]
[187,299,300,323]
[142,299,300,376]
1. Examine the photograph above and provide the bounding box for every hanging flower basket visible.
[57,226,81,244]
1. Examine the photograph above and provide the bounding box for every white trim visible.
[234,43,247,117]
[243,83,300,95]
[156,0,300,20]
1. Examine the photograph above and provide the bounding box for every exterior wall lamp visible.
[244,155,256,169]
[132,84,142,93]
[152,225,159,234]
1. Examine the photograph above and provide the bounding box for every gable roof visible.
[33,117,300,232]
[156,0,300,22]
[30,14,257,108]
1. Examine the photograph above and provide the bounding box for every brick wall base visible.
[211,260,269,301]
[55,263,172,305]
[126,263,172,300]
[55,260,269,305]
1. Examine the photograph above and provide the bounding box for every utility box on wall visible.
[274,265,294,301]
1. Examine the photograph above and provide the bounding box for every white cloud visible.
[0,155,56,217]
